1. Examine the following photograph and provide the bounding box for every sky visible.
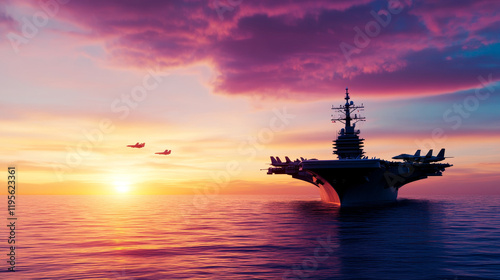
[1,0,499,196]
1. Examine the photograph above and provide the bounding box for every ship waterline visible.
[304,159,398,206]
[267,88,452,206]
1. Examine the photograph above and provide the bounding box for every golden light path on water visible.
[7,195,500,279]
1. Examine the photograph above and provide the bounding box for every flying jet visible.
[155,149,171,155]
[127,142,145,148]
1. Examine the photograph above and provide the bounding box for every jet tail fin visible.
[285,156,292,163]
[425,149,433,158]
[270,156,277,165]
[414,150,421,157]
[437,148,445,158]
[276,157,283,164]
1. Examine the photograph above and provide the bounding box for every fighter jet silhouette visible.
[392,150,421,161]
[155,149,171,155]
[393,149,452,163]
[127,142,145,148]
[418,149,453,163]
[270,156,289,166]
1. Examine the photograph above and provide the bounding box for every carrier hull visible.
[303,159,398,206]
[316,178,398,206]
[268,158,451,207]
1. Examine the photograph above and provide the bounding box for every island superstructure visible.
[266,88,452,206]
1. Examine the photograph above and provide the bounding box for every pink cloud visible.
[4,0,499,99]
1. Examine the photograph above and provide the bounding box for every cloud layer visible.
[4,0,498,99]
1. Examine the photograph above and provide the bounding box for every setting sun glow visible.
[113,181,131,194]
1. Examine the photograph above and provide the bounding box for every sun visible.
[113,181,131,194]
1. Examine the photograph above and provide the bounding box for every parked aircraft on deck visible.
[393,149,451,163]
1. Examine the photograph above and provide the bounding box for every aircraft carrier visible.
[266,88,453,206]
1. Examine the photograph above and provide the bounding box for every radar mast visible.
[331,88,365,135]
[331,88,366,159]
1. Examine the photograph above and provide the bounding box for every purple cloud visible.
[6,0,499,99]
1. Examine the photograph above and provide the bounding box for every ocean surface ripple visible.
[3,194,500,279]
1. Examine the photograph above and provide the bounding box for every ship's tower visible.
[331,88,366,159]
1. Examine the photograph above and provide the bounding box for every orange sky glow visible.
[1,1,499,196]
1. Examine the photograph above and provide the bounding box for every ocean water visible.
[2,194,500,279]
